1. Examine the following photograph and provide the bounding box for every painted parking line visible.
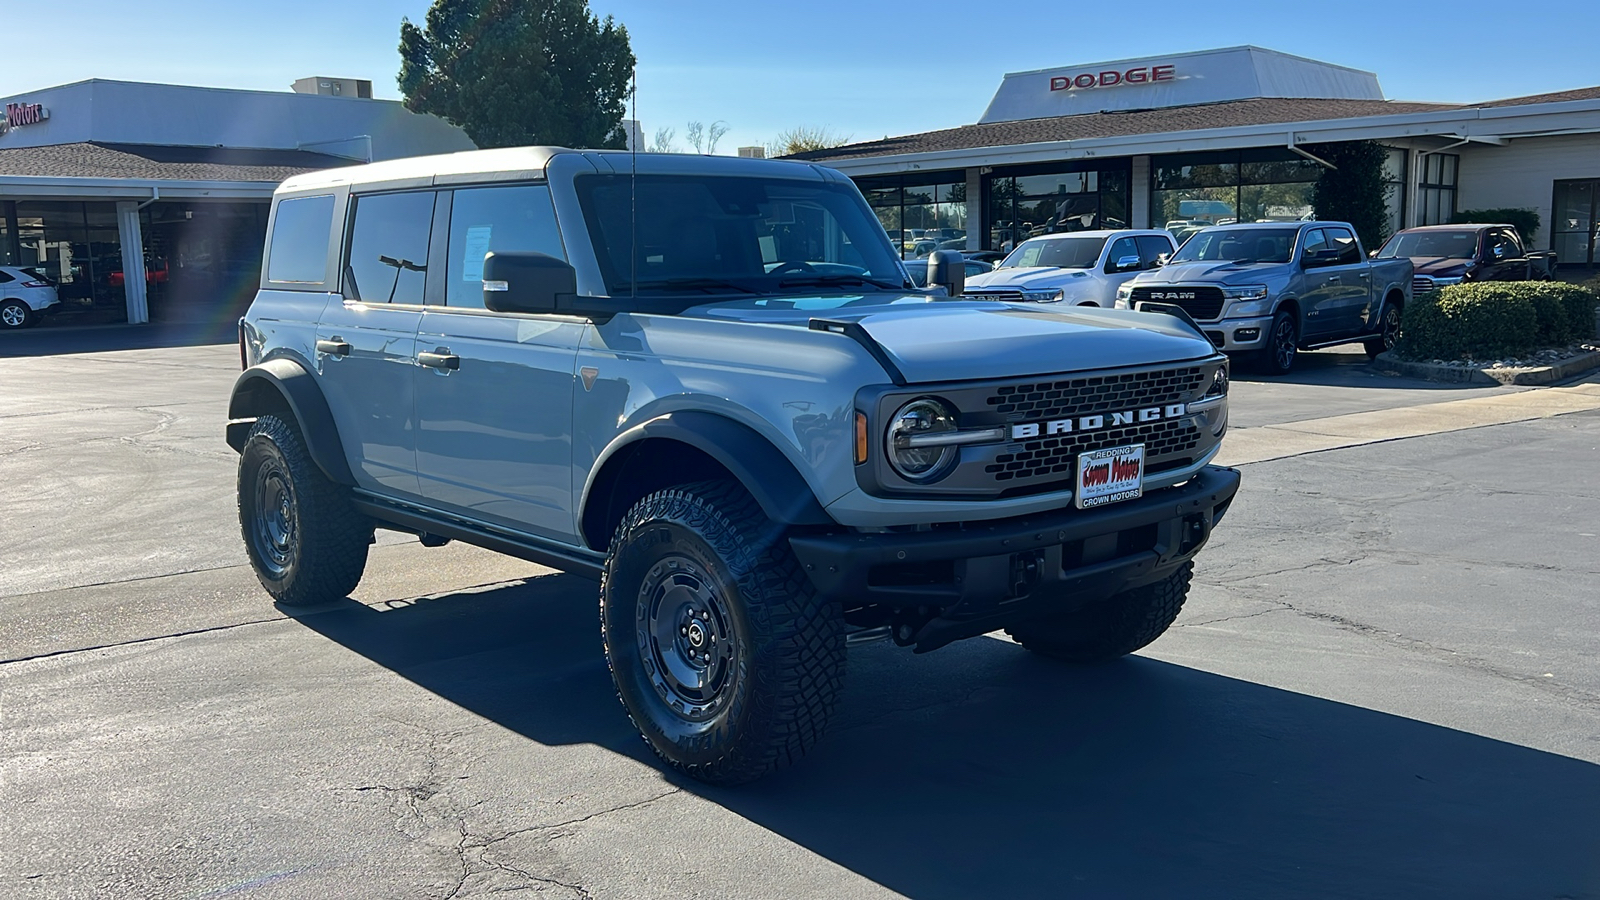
[1217,382,1600,467]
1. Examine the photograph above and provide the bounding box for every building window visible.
[1151,149,1323,241]
[856,172,968,258]
[1417,153,1458,226]
[984,162,1129,252]
[1382,147,1407,236]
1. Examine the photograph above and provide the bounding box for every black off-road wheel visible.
[1257,309,1299,375]
[237,414,372,606]
[600,480,845,785]
[1364,302,1403,359]
[1006,562,1193,663]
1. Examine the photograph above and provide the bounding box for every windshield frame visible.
[573,173,909,301]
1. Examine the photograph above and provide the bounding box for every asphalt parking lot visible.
[3,335,1598,899]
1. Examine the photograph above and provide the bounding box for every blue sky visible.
[7,0,1596,152]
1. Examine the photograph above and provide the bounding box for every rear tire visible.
[1006,563,1192,663]
[1364,302,1403,359]
[237,414,371,606]
[0,300,33,330]
[601,480,844,785]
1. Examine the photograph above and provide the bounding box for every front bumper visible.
[789,465,1241,651]
[1196,315,1273,351]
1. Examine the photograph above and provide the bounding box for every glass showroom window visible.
[1382,147,1407,236]
[1418,153,1458,226]
[856,172,967,259]
[1152,150,1323,240]
[985,164,1128,252]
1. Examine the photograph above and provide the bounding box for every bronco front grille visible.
[986,420,1202,483]
[1129,286,1225,321]
[985,365,1206,421]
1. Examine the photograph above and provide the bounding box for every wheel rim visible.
[1,305,24,327]
[636,555,737,721]
[1273,318,1296,369]
[250,456,297,579]
[1382,307,1401,350]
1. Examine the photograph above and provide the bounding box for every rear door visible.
[412,183,584,542]
[315,190,434,500]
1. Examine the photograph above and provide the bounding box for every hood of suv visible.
[1138,260,1284,285]
[686,295,1215,382]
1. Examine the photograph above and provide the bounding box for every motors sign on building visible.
[1,101,48,132]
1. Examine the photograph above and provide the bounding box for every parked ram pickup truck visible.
[226,148,1239,784]
[964,229,1177,307]
[1116,222,1412,373]
[1375,223,1554,294]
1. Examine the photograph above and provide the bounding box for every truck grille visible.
[1412,275,1435,295]
[985,365,1206,420]
[987,419,1202,482]
[1129,286,1224,321]
[964,289,1025,303]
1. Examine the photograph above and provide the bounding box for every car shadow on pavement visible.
[0,319,237,358]
[296,575,1600,900]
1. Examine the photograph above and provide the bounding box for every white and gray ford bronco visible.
[227,147,1240,784]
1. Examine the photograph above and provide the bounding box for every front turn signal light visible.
[855,411,869,465]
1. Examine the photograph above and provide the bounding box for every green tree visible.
[1309,140,1393,250]
[398,0,635,149]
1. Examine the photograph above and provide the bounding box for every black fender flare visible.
[225,358,355,485]
[584,411,833,535]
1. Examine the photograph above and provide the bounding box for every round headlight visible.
[887,397,958,481]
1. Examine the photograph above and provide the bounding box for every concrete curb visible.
[1374,349,1600,386]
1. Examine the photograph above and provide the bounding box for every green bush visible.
[1396,284,1538,361]
[1452,208,1541,241]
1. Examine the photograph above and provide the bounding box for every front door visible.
[315,189,437,500]
[1552,180,1599,268]
[412,184,584,542]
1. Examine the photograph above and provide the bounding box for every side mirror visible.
[482,251,575,314]
[1153,253,1169,268]
[1113,254,1142,272]
[927,250,966,297]
[1301,248,1340,268]
[1368,249,1379,259]
[1492,244,1506,260]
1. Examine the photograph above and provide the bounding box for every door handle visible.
[417,351,460,370]
[1326,276,1342,284]
[1358,272,1370,279]
[316,338,350,357]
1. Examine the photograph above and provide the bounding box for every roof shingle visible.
[0,142,356,182]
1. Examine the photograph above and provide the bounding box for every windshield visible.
[574,174,906,297]
[999,236,1107,270]
[1171,227,1297,264]
[1377,230,1479,260]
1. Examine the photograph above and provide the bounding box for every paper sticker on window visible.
[461,226,493,281]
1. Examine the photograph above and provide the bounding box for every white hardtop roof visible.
[276,146,840,194]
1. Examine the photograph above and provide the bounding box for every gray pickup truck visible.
[1116,222,1413,373]
[226,148,1239,783]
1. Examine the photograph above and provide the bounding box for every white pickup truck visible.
[963,229,1177,307]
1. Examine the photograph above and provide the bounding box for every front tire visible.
[1006,562,1192,663]
[1259,308,1299,375]
[237,414,371,606]
[1365,302,1403,359]
[0,300,33,330]
[601,480,845,785]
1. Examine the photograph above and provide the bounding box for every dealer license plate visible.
[1075,444,1145,510]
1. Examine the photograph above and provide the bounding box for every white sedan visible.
[0,266,60,329]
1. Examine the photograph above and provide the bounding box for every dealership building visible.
[796,46,1600,268]
[0,78,471,325]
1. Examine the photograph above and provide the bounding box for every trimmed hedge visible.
[1395,281,1597,361]
[1452,208,1542,242]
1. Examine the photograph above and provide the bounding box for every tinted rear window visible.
[266,195,335,284]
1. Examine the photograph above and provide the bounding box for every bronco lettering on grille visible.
[1010,403,1188,440]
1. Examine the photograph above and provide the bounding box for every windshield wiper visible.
[776,274,906,291]
[617,277,761,295]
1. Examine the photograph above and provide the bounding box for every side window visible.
[1325,226,1361,265]
[445,184,566,308]
[0,270,13,284]
[1106,237,1139,270]
[344,191,436,305]
[1300,228,1330,260]
[1135,235,1172,267]
[266,194,335,284]
[1490,229,1520,259]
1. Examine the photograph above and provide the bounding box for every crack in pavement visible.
[0,616,283,666]
[1178,605,1292,628]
